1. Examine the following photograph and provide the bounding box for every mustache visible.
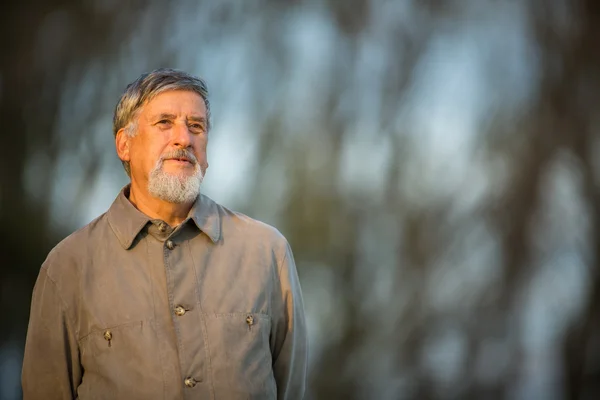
[160,148,198,165]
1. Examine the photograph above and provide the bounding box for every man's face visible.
[118,90,209,203]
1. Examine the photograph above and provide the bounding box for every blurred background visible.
[2,0,600,399]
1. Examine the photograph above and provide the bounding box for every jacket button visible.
[103,330,112,341]
[158,222,167,232]
[184,377,196,388]
[174,305,186,316]
[166,240,175,250]
[246,315,254,326]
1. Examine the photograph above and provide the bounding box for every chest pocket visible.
[205,313,276,399]
[78,320,164,400]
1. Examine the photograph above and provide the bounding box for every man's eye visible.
[157,120,171,125]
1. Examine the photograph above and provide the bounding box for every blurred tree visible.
[2,0,599,399]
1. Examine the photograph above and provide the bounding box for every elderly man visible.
[22,68,308,400]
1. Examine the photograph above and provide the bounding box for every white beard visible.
[147,157,204,204]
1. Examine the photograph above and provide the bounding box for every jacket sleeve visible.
[22,267,81,400]
[271,241,308,400]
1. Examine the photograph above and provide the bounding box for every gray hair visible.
[113,68,211,176]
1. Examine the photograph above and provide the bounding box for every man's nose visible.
[172,121,192,147]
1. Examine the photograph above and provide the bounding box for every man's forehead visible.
[142,90,207,115]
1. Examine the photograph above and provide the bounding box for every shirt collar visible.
[189,193,221,244]
[107,185,152,249]
[107,185,221,249]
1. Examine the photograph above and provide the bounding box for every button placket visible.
[162,224,206,393]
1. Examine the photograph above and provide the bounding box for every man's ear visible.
[115,128,131,163]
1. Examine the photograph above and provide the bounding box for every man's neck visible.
[128,180,193,227]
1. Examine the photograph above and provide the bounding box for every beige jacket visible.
[22,186,307,400]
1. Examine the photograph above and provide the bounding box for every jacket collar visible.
[107,185,221,249]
